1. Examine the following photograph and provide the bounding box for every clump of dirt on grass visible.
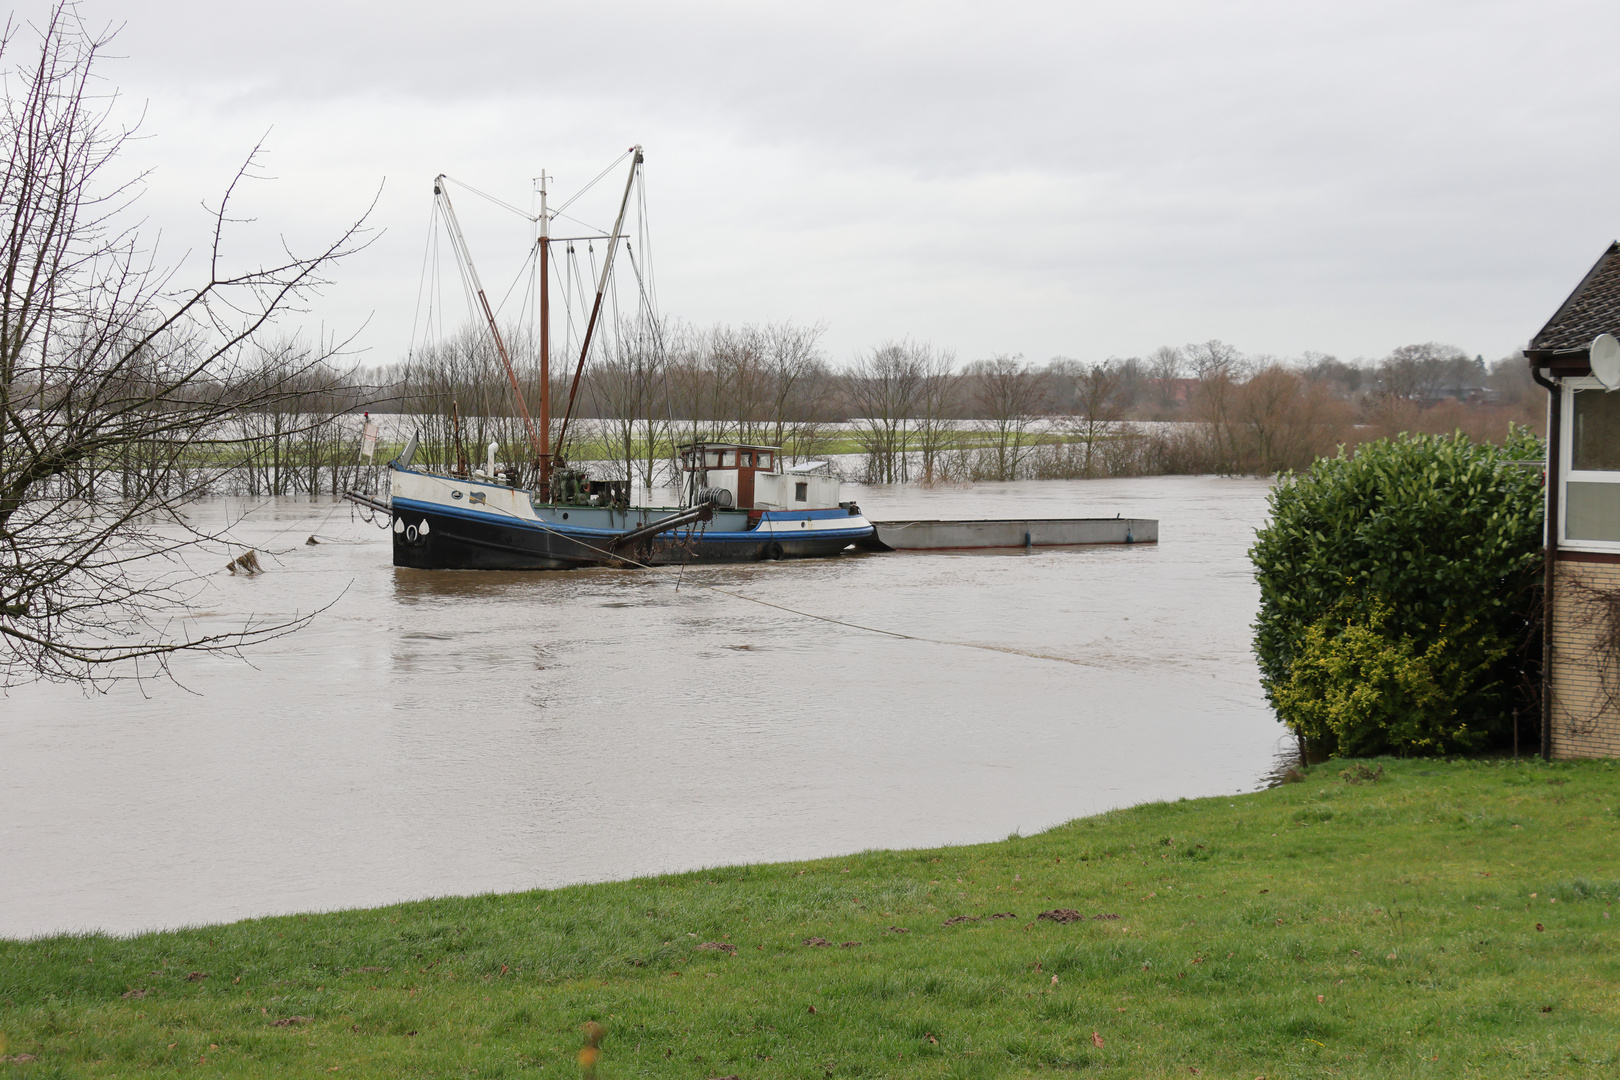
[1341,764,1385,784]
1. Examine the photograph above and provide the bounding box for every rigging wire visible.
[551,209,612,235]
[438,175,536,221]
[491,242,539,322]
[406,198,440,363]
[552,148,633,217]
[636,158,658,316]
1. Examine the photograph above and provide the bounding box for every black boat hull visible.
[390,501,869,570]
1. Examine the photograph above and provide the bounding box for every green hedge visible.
[1250,429,1544,755]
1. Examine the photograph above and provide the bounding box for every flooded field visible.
[1,475,1285,939]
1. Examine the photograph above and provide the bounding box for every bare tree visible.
[1067,358,1128,478]
[758,320,827,452]
[1184,339,1244,382]
[1488,351,1536,407]
[1376,342,1470,403]
[588,315,670,491]
[1182,340,1248,472]
[846,341,923,483]
[908,343,960,482]
[1149,344,1184,411]
[1233,364,1350,474]
[0,6,371,686]
[969,353,1047,481]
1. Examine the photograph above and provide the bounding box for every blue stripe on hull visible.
[389,496,874,570]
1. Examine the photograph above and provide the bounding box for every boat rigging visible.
[349,147,879,570]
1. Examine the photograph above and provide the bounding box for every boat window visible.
[720,451,735,467]
[706,451,722,468]
[795,482,808,502]
[759,452,773,469]
[741,451,753,468]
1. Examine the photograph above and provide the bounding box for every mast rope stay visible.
[551,147,633,217]
[433,175,546,466]
[436,175,537,222]
[460,498,1108,670]
[405,199,440,365]
[553,146,642,464]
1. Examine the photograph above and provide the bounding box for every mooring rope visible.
[441,498,1101,669]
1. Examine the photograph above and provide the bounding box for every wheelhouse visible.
[677,442,779,509]
[677,442,846,511]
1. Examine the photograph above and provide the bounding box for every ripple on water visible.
[1,475,1280,937]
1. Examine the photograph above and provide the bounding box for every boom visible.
[433,176,546,468]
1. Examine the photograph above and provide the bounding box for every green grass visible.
[3,757,1617,1078]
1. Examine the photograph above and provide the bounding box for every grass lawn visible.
[3,757,1617,1078]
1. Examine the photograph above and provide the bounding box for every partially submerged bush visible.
[1251,429,1544,756]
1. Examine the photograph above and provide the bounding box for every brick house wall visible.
[1549,556,1620,759]
[1522,240,1620,758]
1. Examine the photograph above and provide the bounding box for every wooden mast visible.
[537,171,552,487]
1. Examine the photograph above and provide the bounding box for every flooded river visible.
[2,475,1285,939]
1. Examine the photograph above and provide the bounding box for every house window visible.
[1563,381,1620,546]
[795,482,808,502]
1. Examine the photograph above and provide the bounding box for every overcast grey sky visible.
[42,0,1620,367]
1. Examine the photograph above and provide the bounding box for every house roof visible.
[1526,241,1620,372]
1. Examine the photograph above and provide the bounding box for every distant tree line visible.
[354,330,1544,488]
[18,315,1544,504]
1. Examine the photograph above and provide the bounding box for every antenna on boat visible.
[553,145,642,463]
[433,175,547,471]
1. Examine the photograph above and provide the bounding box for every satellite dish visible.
[1592,333,1620,390]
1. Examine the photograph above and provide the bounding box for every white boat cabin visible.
[677,442,843,510]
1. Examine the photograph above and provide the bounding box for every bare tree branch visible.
[0,3,374,688]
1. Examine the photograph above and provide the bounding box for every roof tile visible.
[1530,241,1620,354]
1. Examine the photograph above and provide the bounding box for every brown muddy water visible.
[1,475,1287,939]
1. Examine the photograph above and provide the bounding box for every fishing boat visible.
[349,147,876,569]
